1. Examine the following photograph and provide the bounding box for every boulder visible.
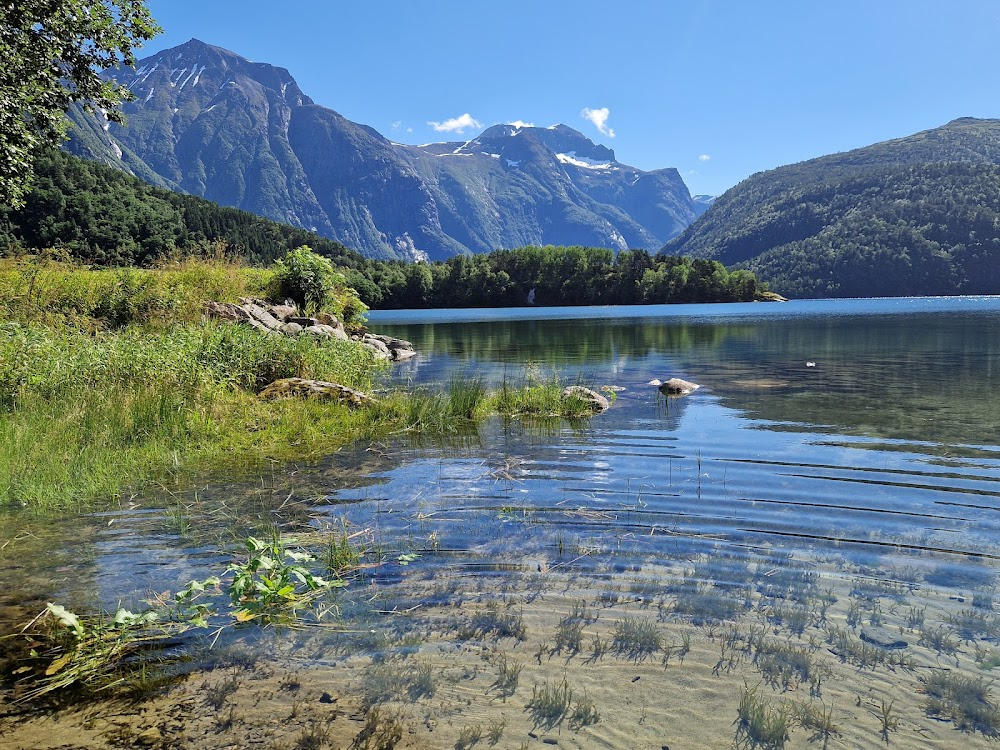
[280,322,303,336]
[205,301,252,323]
[270,304,298,321]
[258,378,375,407]
[361,334,392,360]
[243,302,282,330]
[655,378,701,396]
[561,385,610,413]
[368,334,416,361]
[860,626,909,650]
[289,316,320,327]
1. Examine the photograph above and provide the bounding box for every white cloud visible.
[427,113,483,134]
[580,107,615,138]
[698,154,711,162]
[391,120,403,130]
[509,120,534,128]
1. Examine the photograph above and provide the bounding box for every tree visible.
[0,1,159,207]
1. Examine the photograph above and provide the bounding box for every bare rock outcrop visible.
[257,378,375,407]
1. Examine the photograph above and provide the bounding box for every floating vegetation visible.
[9,602,184,702]
[922,671,1000,736]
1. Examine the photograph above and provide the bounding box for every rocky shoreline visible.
[205,298,416,362]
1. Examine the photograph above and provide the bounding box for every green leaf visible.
[46,603,84,638]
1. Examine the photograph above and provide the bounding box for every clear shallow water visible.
[5,296,1000,748]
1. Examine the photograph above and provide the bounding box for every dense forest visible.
[1,149,767,307]
[345,247,764,308]
[0,148,361,268]
[667,118,1000,298]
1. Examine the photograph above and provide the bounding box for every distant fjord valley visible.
[15,37,1000,299]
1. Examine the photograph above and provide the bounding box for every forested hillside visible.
[0,148,360,267]
[666,118,1000,297]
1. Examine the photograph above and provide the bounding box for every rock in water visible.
[657,378,701,396]
[860,626,909,650]
[561,386,610,413]
[258,378,374,407]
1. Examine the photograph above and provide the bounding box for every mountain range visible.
[66,39,696,261]
[666,117,1000,297]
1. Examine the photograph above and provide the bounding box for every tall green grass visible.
[0,321,381,510]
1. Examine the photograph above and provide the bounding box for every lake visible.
[3,296,1000,749]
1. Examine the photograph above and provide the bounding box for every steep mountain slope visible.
[665,118,1000,297]
[67,39,695,260]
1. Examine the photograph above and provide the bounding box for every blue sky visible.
[143,0,1000,197]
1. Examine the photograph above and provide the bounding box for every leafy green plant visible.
[222,536,340,624]
[272,245,343,312]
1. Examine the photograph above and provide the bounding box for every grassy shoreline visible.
[0,257,598,512]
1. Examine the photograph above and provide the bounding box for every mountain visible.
[67,39,696,261]
[665,118,1000,297]
[691,195,715,217]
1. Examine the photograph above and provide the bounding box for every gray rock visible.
[561,385,610,413]
[360,335,392,359]
[280,322,303,336]
[860,626,909,649]
[205,301,251,322]
[289,316,320,327]
[270,304,297,321]
[656,378,701,396]
[244,302,283,330]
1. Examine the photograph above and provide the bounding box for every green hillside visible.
[666,118,1000,297]
[0,148,361,267]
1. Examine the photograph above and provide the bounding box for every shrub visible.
[271,246,342,312]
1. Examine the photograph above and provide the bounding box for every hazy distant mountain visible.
[666,118,1000,297]
[67,39,696,260]
[691,194,715,217]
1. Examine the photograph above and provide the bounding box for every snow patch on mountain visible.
[556,152,614,170]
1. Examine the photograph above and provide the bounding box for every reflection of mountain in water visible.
[376,309,1000,448]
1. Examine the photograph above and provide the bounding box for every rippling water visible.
[5,296,1000,748]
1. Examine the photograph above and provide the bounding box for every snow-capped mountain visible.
[68,39,696,260]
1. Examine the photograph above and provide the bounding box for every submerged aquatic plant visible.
[9,603,182,702]
[734,682,791,750]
